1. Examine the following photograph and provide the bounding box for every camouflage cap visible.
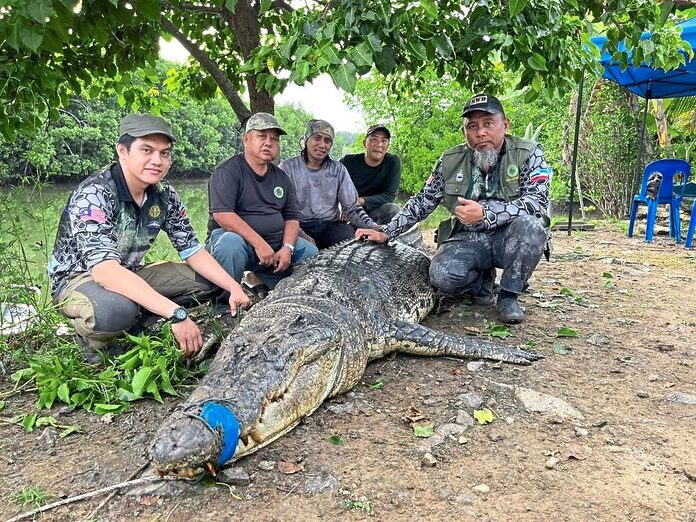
[245,112,287,135]
[304,119,335,141]
[119,114,175,142]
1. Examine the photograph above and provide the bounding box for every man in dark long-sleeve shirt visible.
[340,124,401,224]
[356,95,551,324]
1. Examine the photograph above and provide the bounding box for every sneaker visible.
[497,294,524,324]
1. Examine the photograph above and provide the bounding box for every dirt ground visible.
[1,222,695,522]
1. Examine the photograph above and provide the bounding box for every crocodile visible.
[150,239,542,476]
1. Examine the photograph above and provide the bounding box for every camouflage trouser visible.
[53,261,220,347]
[429,215,547,296]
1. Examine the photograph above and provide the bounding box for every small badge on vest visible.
[148,204,161,219]
[455,170,464,182]
[506,165,519,179]
[273,186,284,199]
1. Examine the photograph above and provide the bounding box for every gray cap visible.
[245,112,287,135]
[119,114,175,142]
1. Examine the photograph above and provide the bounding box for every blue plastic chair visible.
[627,159,691,243]
[682,182,696,248]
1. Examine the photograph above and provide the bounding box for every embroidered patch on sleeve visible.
[530,167,552,184]
[79,207,107,224]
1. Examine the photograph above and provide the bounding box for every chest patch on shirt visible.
[273,186,284,199]
[148,204,161,219]
[506,165,519,179]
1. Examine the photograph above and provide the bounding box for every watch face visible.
[173,307,187,321]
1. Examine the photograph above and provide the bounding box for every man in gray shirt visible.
[280,119,380,249]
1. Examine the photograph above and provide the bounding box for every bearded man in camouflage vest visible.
[355,94,551,324]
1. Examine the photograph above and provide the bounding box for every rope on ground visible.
[6,473,186,522]
[80,461,150,522]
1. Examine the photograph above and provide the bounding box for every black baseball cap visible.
[365,124,391,139]
[461,94,505,118]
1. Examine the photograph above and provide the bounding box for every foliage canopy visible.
[1,0,691,139]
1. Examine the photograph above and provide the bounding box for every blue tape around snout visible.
[199,402,240,466]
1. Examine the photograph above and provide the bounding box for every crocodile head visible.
[150,310,362,476]
[150,411,222,477]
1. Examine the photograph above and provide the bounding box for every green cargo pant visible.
[54,261,219,348]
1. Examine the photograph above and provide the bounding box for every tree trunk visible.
[225,1,275,116]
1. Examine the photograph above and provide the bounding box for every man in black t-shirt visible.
[340,124,401,224]
[206,112,319,291]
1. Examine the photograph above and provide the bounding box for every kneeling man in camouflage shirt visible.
[48,114,251,363]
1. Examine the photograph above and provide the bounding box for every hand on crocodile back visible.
[150,239,542,477]
[354,227,389,243]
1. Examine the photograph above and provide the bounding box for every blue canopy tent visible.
[566,17,696,233]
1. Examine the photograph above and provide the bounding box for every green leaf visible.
[225,0,238,12]
[294,44,310,62]
[131,367,153,397]
[0,401,5,412]
[508,0,529,17]
[56,383,71,404]
[527,53,547,71]
[329,62,357,93]
[473,408,494,425]
[5,23,20,50]
[94,403,125,414]
[421,0,438,17]
[259,0,272,14]
[22,414,37,432]
[370,379,384,390]
[59,425,82,438]
[488,324,511,339]
[531,73,543,92]
[289,60,310,84]
[329,434,344,445]
[553,343,572,355]
[146,379,163,403]
[556,327,578,338]
[27,0,53,23]
[374,45,395,75]
[406,40,428,61]
[348,43,373,67]
[19,24,44,52]
[433,34,454,59]
[135,0,161,21]
[366,34,382,53]
[36,416,57,428]
[602,272,613,279]
[412,423,434,438]
[560,287,574,297]
[320,43,342,65]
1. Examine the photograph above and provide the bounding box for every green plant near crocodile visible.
[10,324,199,414]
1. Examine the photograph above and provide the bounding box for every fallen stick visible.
[6,474,184,522]
[80,461,150,522]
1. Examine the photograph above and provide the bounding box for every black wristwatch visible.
[169,307,188,324]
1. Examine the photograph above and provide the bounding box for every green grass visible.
[14,485,54,508]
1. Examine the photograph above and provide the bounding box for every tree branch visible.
[271,0,293,11]
[160,15,251,122]
[172,3,223,15]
